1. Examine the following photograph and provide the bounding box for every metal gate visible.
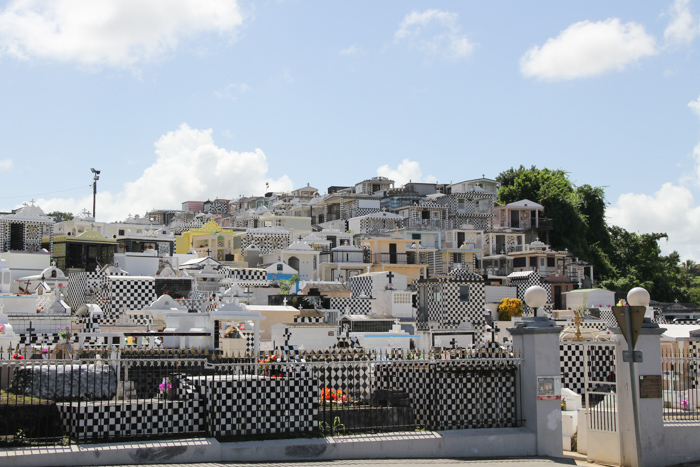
[584,341,621,466]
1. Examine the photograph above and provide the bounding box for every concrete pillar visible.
[612,324,665,467]
[509,320,564,458]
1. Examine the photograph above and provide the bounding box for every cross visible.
[386,271,394,284]
[298,235,303,241]
[26,321,35,344]
[205,248,212,257]
[449,338,458,349]
[491,323,500,343]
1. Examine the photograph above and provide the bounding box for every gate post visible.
[612,324,665,467]
[509,319,564,458]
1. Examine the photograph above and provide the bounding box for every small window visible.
[540,258,545,267]
[459,285,469,302]
[118,229,125,236]
[432,285,441,303]
[277,263,283,271]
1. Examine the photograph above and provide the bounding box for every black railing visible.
[661,351,700,421]
[0,347,523,445]
[372,252,417,265]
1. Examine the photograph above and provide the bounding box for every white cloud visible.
[394,9,475,60]
[215,83,250,100]
[339,45,358,56]
[0,0,245,68]
[520,19,657,81]
[376,159,436,186]
[35,124,293,222]
[607,183,700,261]
[665,0,700,46]
[0,159,13,171]
[689,95,700,117]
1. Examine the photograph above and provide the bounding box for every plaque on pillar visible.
[537,375,561,400]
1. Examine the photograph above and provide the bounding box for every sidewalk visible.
[0,434,611,467]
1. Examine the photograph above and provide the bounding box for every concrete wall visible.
[1,429,537,467]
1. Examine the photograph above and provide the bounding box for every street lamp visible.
[524,285,547,318]
[91,168,100,220]
[612,286,651,467]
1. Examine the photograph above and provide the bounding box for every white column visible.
[508,324,564,457]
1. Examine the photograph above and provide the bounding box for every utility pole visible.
[91,168,100,220]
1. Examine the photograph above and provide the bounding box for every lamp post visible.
[91,168,100,220]
[612,286,650,467]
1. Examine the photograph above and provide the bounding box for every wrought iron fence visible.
[0,347,523,446]
[661,350,700,421]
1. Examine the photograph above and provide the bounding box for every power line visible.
[0,184,92,200]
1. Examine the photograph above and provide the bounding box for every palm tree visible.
[682,259,699,276]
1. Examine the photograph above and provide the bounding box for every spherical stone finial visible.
[524,285,547,308]
[627,287,650,307]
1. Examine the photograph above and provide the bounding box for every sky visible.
[1,1,700,261]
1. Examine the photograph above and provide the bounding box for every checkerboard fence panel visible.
[1,350,522,445]
[560,343,616,396]
[374,359,520,430]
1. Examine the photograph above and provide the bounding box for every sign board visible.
[611,306,646,350]
[639,375,662,399]
[537,376,561,400]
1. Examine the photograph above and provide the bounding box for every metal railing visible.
[661,350,700,421]
[0,347,523,445]
[371,252,417,265]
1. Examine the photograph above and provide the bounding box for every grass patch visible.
[0,389,52,405]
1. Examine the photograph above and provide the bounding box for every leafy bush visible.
[498,298,523,321]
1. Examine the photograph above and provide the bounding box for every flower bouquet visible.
[320,387,348,404]
[58,326,70,342]
[258,355,282,377]
[158,377,174,400]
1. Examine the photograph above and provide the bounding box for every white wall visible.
[114,251,159,276]
[271,324,338,350]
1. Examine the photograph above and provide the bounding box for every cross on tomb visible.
[491,323,500,343]
[26,321,35,344]
[386,270,394,288]
[205,248,212,257]
[450,338,458,349]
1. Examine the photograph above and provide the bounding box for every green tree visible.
[47,211,74,223]
[597,227,691,303]
[495,166,697,303]
[496,166,595,263]
[278,274,300,295]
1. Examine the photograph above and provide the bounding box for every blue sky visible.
[1,1,700,260]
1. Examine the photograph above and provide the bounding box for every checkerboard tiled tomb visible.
[375,362,518,430]
[193,374,317,438]
[57,399,205,441]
